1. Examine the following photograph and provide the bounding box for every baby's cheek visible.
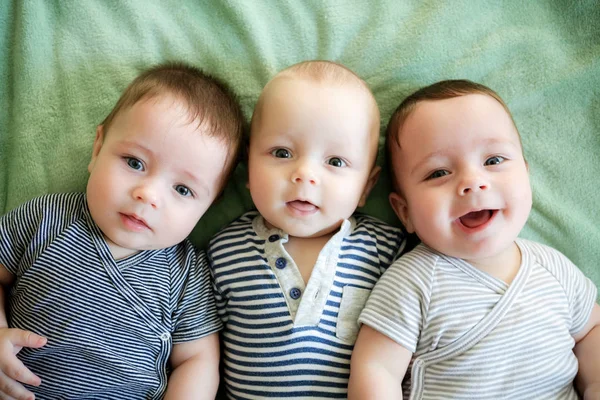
[510,186,532,209]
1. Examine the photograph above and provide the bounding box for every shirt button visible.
[160,333,170,341]
[275,257,287,269]
[290,288,302,299]
[268,234,280,242]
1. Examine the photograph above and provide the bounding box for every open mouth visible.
[458,209,497,229]
[120,213,150,231]
[286,200,318,214]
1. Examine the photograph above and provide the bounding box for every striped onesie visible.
[360,239,597,400]
[0,193,222,399]
[208,211,405,399]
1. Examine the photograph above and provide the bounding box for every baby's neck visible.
[284,233,336,284]
[103,235,141,260]
[466,242,522,285]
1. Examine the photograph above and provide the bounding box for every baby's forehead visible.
[265,73,367,98]
[399,94,515,136]
[268,75,378,120]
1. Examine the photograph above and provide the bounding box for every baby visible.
[0,62,244,399]
[349,79,600,399]
[208,60,406,399]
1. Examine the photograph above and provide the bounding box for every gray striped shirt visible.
[359,239,597,400]
[0,193,222,399]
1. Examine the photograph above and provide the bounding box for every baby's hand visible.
[0,327,47,400]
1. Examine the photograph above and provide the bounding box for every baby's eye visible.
[271,148,291,158]
[175,185,193,197]
[426,170,449,180]
[126,157,144,171]
[484,156,505,166]
[327,157,346,168]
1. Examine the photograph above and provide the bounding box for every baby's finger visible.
[1,357,41,387]
[9,331,46,350]
[0,370,35,400]
[0,392,16,400]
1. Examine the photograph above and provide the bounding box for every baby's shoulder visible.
[2,192,86,232]
[208,210,260,250]
[394,243,441,268]
[351,213,406,257]
[8,192,85,217]
[352,213,402,235]
[517,238,575,271]
[162,239,207,274]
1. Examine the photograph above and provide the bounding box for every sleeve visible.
[541,245,598,336]
[171,247,223,343]
[207,241,229,324]
[371,220,407,275]
[0,199,44,275]
[0,193,83,276]
[359,246,435,353]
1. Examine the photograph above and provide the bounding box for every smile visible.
[286,200,319,216]
[119,213,151,231]
[456,209,497,232]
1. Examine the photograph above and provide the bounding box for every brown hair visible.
[101,62,244,191]
[385,79,523,191]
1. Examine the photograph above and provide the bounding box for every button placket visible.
[257,217,305,320]
[293,217,355,327]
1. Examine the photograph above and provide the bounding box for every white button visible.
[160,333,170,341]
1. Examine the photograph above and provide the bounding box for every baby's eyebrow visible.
[181,169,210,197]
[480,137,519,147]
[410,149,446,176]
[121,141,154,157]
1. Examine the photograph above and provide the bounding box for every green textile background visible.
[1,1,599,292]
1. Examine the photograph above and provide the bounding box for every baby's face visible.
[86,95,228,257]
[390,94,532,264]
[248,77,378,238]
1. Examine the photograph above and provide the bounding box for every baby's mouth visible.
[287,200,318,212]
[459,210,495,228]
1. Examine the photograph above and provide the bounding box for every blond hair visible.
[250,60,380,163]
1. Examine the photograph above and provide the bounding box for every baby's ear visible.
[358,166,381,207]
[389,192,414,233]
[88,125,105,173]
[245,144,251,189]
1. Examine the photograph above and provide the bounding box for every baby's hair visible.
[101,62,244,191]
[252,60,380,126]
[386,79,520,150]
[250,60,380,164]
[279,60,371,89]
[385,79,523,192]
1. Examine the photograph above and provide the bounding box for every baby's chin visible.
[106,234,185,255]
[273,220,344,239]
[423,238,517,264]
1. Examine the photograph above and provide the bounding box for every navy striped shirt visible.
[208,211,405,399]
[0,193,222,399]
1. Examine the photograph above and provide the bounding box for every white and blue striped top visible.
[359,240,597,400]
[208,211,406,399]
[0,193,222,399]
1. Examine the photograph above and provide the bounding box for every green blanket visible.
[2,1,599,294]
